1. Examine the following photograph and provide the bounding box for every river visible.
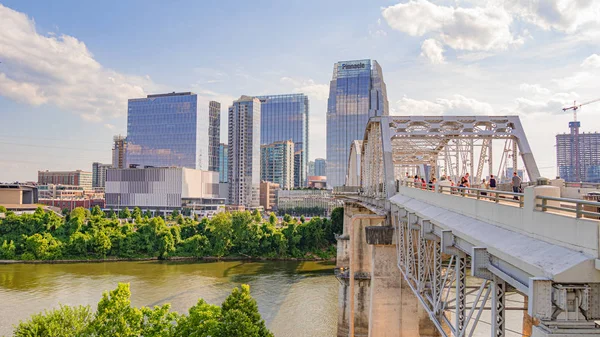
[0,260,338,337]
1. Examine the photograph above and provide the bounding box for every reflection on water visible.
[0,260,337,337]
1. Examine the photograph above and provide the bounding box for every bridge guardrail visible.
[400,180,525,207]
[536,195,600,219]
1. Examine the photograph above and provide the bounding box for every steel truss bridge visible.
[335,116,600,337]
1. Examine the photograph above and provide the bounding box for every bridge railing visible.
[399,180,525,207]
[536,195,600,219]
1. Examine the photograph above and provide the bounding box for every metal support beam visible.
[492,277,506,337]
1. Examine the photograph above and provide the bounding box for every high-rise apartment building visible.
[259,181,279,211]
[126,92,209,170]
[92,162,112,188]
[112,135,127,169]
[314,158,326,177]
[219,143,228,183]
[257,94,309,187]
[38,170,93,189]
[326,59,389,187]
[260,140,294,190]
[208,101,221,172]
[557,131,600,182]
[228,96,261,208]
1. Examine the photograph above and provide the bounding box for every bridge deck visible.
[390,193,597,284]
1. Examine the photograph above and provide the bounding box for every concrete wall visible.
[0,190,22,204]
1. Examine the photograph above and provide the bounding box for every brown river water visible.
[0,260,338,337]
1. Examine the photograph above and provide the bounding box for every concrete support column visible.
[368,244,402,337]
[349,217,374,336]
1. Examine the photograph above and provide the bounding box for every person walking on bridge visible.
[511,172,522,200]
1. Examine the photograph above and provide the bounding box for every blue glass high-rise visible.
[256,94,309,187]
[126,92,209,170]
[326,59,389,187]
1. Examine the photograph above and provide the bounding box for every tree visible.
[252,209,262,223]
[91,205,104,217]
[206,212,232,257]
[268,212,277,226]
[171,209,180,218]
[13,305,93,337]
[220,284,272,337]
[92,230,112,257]
[132,207,142,219]
[330,207,343,236]
[0,240,16,259]
[300,215,306,223]
[108,209,116,218]
[283,214,292,223]
[174,299,221,337]
[86,283,143,336]
[119,207,131,219]
[0,205,7,213]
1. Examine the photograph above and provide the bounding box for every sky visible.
[0,0,599,182]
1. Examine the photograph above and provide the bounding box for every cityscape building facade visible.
[259,181,279,211]
[92,162,112,188]
[112,135,127,169]
[208,101,221,172]
[38,170,93,189]
[125,92,209,170]
[556,132,600,182]
[276,189,343,217]
[219,143,228,183]
[228,96,261,208]
[105,167,223,216]
[257,94,309,187]
[326,59,389,187]
[260,140,294,190]
[314,158,326,177]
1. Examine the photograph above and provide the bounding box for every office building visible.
[294,150,304,188]
[228,96,261,208]
[260,181,279,211]
[314,158,326,176]
[326,59,389,187]
[260,140,294,190]
[0,183,38,205]
[219,143,229,183]
[105,167,223,215]
[209,101,221,172]
[257,94,309,187]
[557,131,600,183]
[112,135,127,169]
[92,162,112,188]
[277,189,343,217]
[38,170,93,189]
[126,92,209,170]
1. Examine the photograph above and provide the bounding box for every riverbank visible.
[0,255,336,264]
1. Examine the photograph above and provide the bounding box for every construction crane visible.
[562,98,600,122]
[561,98,600,181]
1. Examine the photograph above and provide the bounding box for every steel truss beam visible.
[392,206,600,337]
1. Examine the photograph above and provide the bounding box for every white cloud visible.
[382,1,523,53]
[581,54,600,68]
[280,77,329,101]
[104,123,115,130]
[504,0,600,35]
[393,94,495,115]
[0,4,157,121]
[519,83,551,95]
[420,39,445,64]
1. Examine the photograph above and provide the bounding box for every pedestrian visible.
[481,179,488,196]
[511,172,522,200]
[421,178,426,189]
[489,174,497,199]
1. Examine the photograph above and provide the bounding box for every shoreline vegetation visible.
[0,205,343,263]
[13,282,274,337]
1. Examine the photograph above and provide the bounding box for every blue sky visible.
[1,0,600,182]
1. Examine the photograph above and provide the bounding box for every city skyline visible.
[1,1,600,182]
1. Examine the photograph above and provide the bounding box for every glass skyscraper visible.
[126,92,209,170]
[219,143,228,183]
[256,94,309,187]
[326,59,389,187]
[261,140,294,189]
[314,158,326,176]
